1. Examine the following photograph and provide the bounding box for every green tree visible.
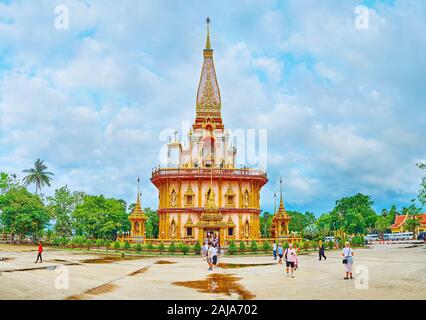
[239,241,246,252]
[158,242,165,252]
[375,216,390,239]
[228,240,237,254]
[181,244,189,255]
[22,159,54,195]
[105,239,111,251]
[250,240,258,252]
[288,211,317,236]
[0,186,50,243]
[144,208,159,238]
[0,172,17,194]
[124,241,131,251]
[417,161,426,206]
[95,239,104,249]
[72,195,130,240]
[260,212,273,237]
[113,241,121,250]
[193,241,201,255]
[135,243,143,253]
[47,186,84,238]
[330,193,377,235]
[168,242,176,253]
[405,218,421,238]
[262,241,271,251]
[402,199,422,238]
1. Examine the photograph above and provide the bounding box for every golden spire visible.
[195,17,223,130]
[277,177,286,215]
[132,176,144,215]
[205,17,211,50]
[274,192,277,214]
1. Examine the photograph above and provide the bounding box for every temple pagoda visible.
[271,178,291,238]
[150,18,268,245]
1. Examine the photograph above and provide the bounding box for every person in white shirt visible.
[272,241,277,260]
[341,242,354,280]
[207,243,214,271]
[284,243,297,278]
[212,244,218,268]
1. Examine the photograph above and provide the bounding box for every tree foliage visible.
[326,193,377,235]
[47,186,84,238]
[0,186,50,242]
[72,195,130,240]
[22,159,54,195]
[144,208,159,238]
[417,161,426,207]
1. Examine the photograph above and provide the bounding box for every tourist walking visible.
[212,243,218,269]
[35,241,43,263]
[342,241,354,280]
[207,242,214,271]
[202,242,208,260]
[284,243,297,278]
[272,241,277,260]
[318,240,327,261]
[277,243,284,264]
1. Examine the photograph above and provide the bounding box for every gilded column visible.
[178,180,182,207]
[165,213,170,238]
[198,179,202,207]
[238,213,243,240]
[250,181,254,208]
[177,213,182,239]
[218,179,222,207]
[238,180,242,208]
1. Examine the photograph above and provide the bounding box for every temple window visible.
[228,228,234,236]
[186,195,193,206]
[226,195,234,206]
[187,227,193,237]
[225,185,236,208]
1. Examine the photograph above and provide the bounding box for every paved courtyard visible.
[0,243,425,300]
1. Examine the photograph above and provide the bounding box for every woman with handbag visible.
[341,241,354,280]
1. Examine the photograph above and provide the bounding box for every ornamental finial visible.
[205,17,211,50]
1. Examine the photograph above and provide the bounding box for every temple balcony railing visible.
[151,167,268,180]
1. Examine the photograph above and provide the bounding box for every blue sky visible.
[0,0,425,215]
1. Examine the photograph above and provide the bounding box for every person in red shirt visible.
[35,241,43,263]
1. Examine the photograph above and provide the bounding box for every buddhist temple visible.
[270,178,291,238]
[128,177,147,242]
[150,18,268,245]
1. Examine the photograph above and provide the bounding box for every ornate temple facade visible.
[128,178,148,241]
[150,20,268,245]
[270,179,291,238]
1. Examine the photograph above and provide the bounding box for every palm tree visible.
[22,158,54,195]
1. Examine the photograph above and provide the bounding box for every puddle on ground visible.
[0,257,15,261]
[129,267,150,276]
[173,273,255,300]
[66,283,118,300]
[0,262,80,274]
[86,283,117,295]
[403,245,422,249]
[154,260,177,265]
[217,262,275,269]
[80,256,142,264]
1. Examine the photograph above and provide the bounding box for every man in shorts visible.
[212,243,218,269]
[277,243,284,264]
[284,243,297,278]
[207,242,214,271]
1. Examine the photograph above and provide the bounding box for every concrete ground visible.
[0,243,425,300]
